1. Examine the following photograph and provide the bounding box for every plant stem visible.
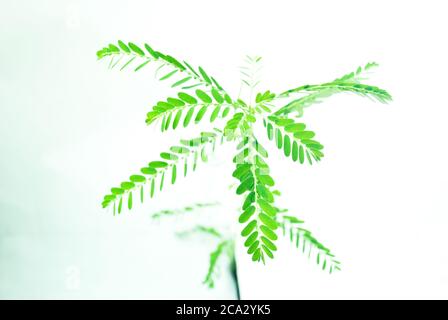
[230,246,241,300]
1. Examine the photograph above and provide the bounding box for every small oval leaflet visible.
[178,92,197,104]
[121,182,135,190]
[130,175,146,183]
[195,89,212,103]
[149,161,168,168]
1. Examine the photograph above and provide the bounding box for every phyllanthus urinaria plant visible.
[97,41,392,293]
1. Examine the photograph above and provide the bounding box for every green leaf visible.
[243,192,255,210]
[121,182,135,190]
[299,145,305,164]
[275,118,294,126]
[292,142,299,162]
[150,179,155,198]
[149,161,168,168]
[210,105,221,122]
[170,146,190,154]
[164,112,172,131]
[201,147,208,162]
[118,197,123,214]
[183,61,199,76]
[260,225,278,241]
[239,206,256,223]
[120,57,136,71]
[259,213,278,230]
[258,175,275,187]
[232,164,251,179]
[160,69,178,81]
[141,167,157,175]
[211,88,224,103]
[111,188,124,195]
[167,97,185,107]
[267,123,274,140]
[241,220,257,237]
[285,123,306,133]
[306,150,313,165]
[258,199,277,216]
[195,105,208,123]
[261,236,277,251]
[171,165,177,184]
[195,89,212,103]
[160,152,178,161]
[144,43,159,59]
[178,92,197,104]
[211,77,224,90]
[248,241,260,255]
[236,177,254,195]
[184,158,188,177]
[128,191,133,210]
[128,42,145,56]
[252,248,261,261]
[284,135,291,157]
[183,107,195,127]
[295,131,316,140]
[135,60,150,72]
[162,55,185,70]
[224,93,232,104]
[262,245,274,259]
[244,231,259,247]
[275,129,282,148]
[160,172,165,191]
[130,175,146,183]
[254,141,268,157]
[198,66,212,84]
[118,40,130,53]
[222,107,231,118]
[155,101,175,112]
[172,76,192,88]
[256,184,274,203]
[173,110,182,129]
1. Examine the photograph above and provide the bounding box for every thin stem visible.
[230,244,241,300]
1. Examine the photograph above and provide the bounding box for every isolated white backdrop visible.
[1,0,447,299]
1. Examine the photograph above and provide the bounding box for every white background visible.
[1,0,447,299]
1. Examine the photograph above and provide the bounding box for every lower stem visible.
[230,247,241,300]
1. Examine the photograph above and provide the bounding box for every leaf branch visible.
[97,41,231,98]
[146,89,234,131]
[263,115,324,165]
[101,130,224,213]
[276,213,341,274]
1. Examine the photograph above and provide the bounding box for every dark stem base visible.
[230,255,241,300]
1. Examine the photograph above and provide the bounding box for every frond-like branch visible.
[203,240,232,288]
[273,62,390,116]
[281,82,392,103]
[101,130,224,213]
[239,55,263,90]
[275,82,391,116]
[276,214,341,274]
[146,89,234,131]
[233,134,279,263]
[174,225,232,288]
[97,41,230,98]
[263,115,324,165]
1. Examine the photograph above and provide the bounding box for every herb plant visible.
[97,41,391,295]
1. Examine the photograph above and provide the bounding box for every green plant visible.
[97,41,391,296]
